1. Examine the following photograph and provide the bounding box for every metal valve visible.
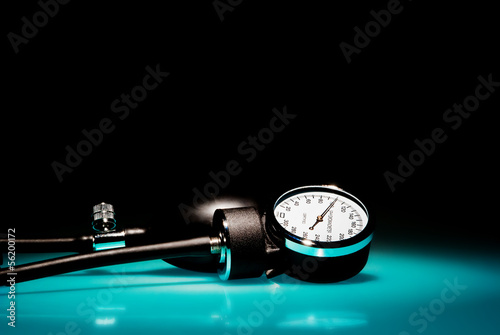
[92,202,117,233]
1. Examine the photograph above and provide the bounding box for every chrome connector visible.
[209,235,227,265]
[92,202,117,232]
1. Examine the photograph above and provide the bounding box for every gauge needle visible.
[309,197,338,230]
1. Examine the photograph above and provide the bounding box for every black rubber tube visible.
[1,236,213,285]
[0,236,95,253]
[0,228,148,253]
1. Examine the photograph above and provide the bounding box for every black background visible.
[3,1,499,249]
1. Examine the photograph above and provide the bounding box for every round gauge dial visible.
[274,190,368,243]
[270,185,372,259]
[270,185,373,282]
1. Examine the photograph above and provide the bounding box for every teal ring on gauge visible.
[285,233,373,257]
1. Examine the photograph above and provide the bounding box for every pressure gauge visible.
[269,185,374,282]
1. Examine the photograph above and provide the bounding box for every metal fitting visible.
[92,202,117,232]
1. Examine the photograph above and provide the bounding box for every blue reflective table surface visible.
[2,237,499,335]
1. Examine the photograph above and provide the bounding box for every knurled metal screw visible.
[92,202,116,232]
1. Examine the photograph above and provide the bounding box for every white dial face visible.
[274,190,368,243]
